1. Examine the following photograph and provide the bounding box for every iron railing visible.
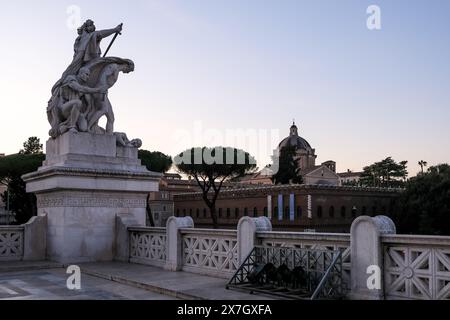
[227,246,346,300]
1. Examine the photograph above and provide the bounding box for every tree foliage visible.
[360,157,408,188]
[138,150,172,173]
[174,147,257,228]
[393,164,450,235]
[19,136,43,155]
[0,152,45,224]
[271,145,303,185]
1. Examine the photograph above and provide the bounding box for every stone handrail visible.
[382,234,450,300]
[0,225,24,261]
[129,226,166,233]
[179,228,237,237]
[382,234,450,246]
[256,231,350,244]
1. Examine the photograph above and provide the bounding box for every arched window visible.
[317,206,323,218]
[183,209,186,217]
[340,206,346,218]
[362,206,367,215]
[196,209,200,218]
[372,206,377,216]
[274,207,278,219]
[297,206,302,219]
[329,206,335,218]
[284,206,289,220]
[263,207,268,217]
[382,206,386,214]
[351,206,357,217]
[176,209,180,217]
[244,208,248,216]
[203,208,207,218]
[226,208,231,218]
[189,208,192,216]
[235,208,239,218]
[218,208,222,218]
[253,207,258,217]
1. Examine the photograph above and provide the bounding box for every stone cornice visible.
[22,166,162,182]
[174,184,403,201]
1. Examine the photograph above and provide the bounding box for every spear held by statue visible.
[103,23,123,57]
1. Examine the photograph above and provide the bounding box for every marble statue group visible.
[47,19,141,147]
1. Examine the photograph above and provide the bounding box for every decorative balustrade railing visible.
[129,227,167,267]
[256,232,351,288]
[125,220,450,301]
[180,228,238,278]
[0,226,24,261]
[382,234,450,300]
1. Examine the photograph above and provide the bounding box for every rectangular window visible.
[289,193,295,221]
[278,194,283,221]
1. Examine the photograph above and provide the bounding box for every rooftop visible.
[173,183,403,198]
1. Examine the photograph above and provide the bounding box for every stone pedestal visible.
[349,215,396,300]
[237,217,272,264]
[22,132,162,263]
[164,216,194,271]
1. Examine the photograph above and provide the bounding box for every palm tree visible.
[418,160,428,174]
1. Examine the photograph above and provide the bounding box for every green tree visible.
[0,152,45,224]
[360,157,408,188]
[271,145,303,185]
[19,136,43,155]
[174,147,257,228]
[393,164,450,235]
[137,150,172,227]
[138,150,172,173]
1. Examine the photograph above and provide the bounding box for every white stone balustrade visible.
[181,228,239,278]
[129,226,167,267]
[0,226,24,261]
[6,212,450,300]
[382,234,450,300]
[126,215,450,300]
[0,215,46,261]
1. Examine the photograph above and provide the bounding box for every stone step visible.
[77,262,272,300]
[0,261,63,273]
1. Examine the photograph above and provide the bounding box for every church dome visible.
[278,122,313,151]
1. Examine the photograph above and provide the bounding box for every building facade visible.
[338,170,364,185]
[148,173,252,226]
[147,173,201,227]
[173,184,400,232]
[235,122,341,186]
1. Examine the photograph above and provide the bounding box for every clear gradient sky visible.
[1,0,449,175]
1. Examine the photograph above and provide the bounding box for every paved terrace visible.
[0,261,271,300]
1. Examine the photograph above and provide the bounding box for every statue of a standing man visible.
[48,19,123,138]
[51,20,123,95]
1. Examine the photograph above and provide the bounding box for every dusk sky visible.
[1,0,449,175]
